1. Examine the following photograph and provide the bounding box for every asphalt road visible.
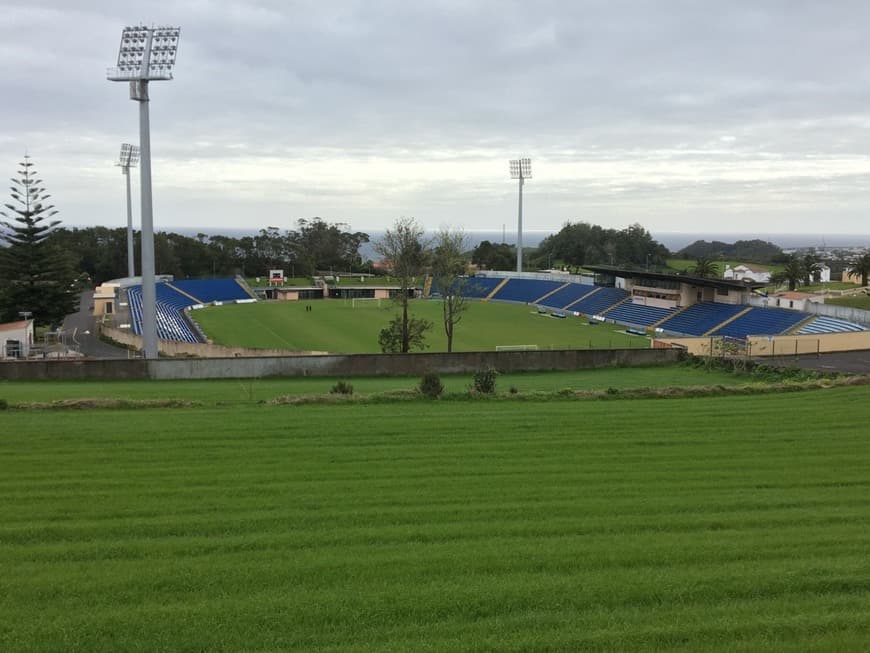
[61,290,133,359]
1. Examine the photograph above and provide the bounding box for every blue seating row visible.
[172,278,253,304]
[603,302,676,328]
[712,307,809,338]
[568,287,630,316]
[491,279,565,303]
[538,284,598,309]
[797,316,867,335]
[127,286,200,343]
[658,302,747,336]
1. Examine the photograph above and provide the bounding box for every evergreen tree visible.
[0,156,78,326]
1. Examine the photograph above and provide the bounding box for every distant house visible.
[723,264,771,283]
[771,291,824,312]
[818,264,831,283]
[0,319,34,359]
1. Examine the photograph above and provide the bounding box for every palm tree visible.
[847,253,870,287]
[692,256,718,278]
[802,253,822,286]
[780,254,805,291]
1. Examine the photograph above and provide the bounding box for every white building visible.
[723,264,772,283]
[0,319,34,359]
[818,264,831,283]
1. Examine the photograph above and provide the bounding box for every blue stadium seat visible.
[172,279,253,304]
[603,302,676,328]
[127,285,201,343]
[797,316,867,335]
[712,307,809,339]
[658,302,747,336]
[490,278,565,303]
[433,276,503,299]
[538,284,598,309]
[569,287,630,316]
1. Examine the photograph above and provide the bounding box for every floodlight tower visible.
[108,25,180,359]
[117,143,140,279]
[509,158,532,273]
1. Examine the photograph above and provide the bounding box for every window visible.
[4,339,21,358]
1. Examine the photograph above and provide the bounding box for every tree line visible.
[471,222,671,271]
[44,218,372,286]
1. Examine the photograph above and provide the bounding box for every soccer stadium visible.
[87,264,870,363]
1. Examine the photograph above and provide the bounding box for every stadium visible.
[79,263,870,368]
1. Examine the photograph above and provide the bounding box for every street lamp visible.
[108,25,180,360]
[509,158,532,273]
[117,143,140,279]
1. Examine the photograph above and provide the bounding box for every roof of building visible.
[730,263,769,273]
[0,320,33,333]
[583,265,767,291]
[774,291,819,300]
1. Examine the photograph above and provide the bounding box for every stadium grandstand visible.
[467,265,869,340]
[101,277,256,344]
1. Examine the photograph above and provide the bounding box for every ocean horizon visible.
[161,226,870,254]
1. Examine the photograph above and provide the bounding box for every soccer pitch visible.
[192,299,650,353]
[2,385,870,651]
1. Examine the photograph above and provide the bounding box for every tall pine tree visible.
[0,156,78,326]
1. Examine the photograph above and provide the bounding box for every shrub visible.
[330,380,354,395]
[509,385,519,395]
[473,367,498,394]
[0,398,7,410]
[419,370,444,398]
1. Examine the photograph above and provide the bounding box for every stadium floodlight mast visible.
[107,25,180,359]
[509,158,532,272]
[117,143,140,279]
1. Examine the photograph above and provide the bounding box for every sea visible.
[168,227,870,259]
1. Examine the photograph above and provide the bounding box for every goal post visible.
[495,344,539,352]
[351,297,382,308]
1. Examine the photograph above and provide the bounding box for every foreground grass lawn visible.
[192,299,650,353]
[2,386,870,651]
[0,365,748,405]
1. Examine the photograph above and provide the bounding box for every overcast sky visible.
[3,0,870,241]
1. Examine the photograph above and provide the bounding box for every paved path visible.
[755,350,870,375]
[61,291,132,359]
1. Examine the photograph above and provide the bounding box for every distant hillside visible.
[676,239,782,263]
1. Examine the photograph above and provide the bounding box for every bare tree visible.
[432,229,471,353]
[374,218,430,353]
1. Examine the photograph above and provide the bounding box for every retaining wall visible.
[653,331,870,357]
[1,348,683,381]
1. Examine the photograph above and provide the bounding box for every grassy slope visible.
[826,295,870,311]
[192,299,650,353]
[2,386,870,651]
[0,366,745,405]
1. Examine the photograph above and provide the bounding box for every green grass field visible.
[0,365,755,405]
[192,299,650,353]
[826,294,870,311]
[2,385,870,651]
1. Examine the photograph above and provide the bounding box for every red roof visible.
[0,320,32,332]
